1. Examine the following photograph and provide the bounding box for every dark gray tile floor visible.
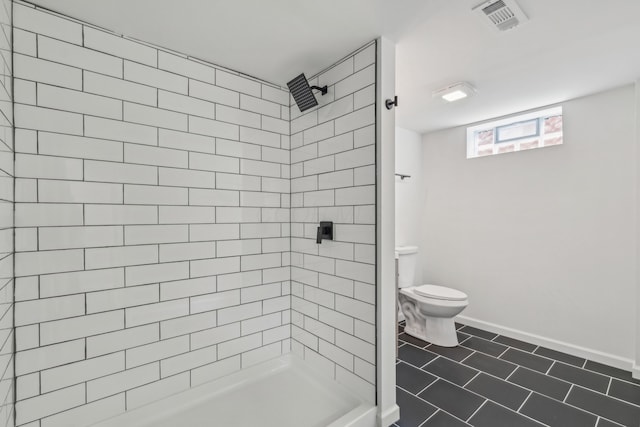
[394,322,640,427]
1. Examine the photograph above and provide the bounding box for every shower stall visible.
[1,2,398,426]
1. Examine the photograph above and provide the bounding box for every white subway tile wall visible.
[12,4,295,425]
[290,43,377,403]
[0,0,13,425]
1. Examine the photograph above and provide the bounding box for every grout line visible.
[504,366,519,382]
[417,410,438,427]
[545,360,555,375]
[516,390,532,412]
[465,399,487,423]
[563,384,574,403]
[462,371,481,388]
[414,376,437,397]
[459,350,476,364]
[396,384,478,427]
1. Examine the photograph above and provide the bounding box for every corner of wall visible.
[376,36,399,426]
[289,40,378,404]
[635,78,640,378]
[0,0,14,425]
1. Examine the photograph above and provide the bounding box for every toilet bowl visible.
[395,246,468,347]
[399,284,468,347]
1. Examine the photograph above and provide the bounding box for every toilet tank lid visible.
[414,285,467,301]
[395,246,418,255]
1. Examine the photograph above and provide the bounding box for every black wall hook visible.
[385,96,398,110]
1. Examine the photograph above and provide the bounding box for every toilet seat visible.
[414,284,467,301]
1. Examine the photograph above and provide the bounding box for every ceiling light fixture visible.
[433,82,476,102]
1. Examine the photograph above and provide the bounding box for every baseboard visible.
[456,315,635,372]
[633,363,640,380]
[377,404,400,427]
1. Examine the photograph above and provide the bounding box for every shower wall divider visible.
[7,2,391,426]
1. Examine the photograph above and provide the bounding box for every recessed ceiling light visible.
[433,82,476,102]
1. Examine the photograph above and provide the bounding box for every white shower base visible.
[92,354,376,427]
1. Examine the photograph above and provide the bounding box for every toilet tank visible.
[396,246,418,288]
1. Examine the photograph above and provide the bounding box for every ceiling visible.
[396,0,640,133]
[28,0,640,134]
[27,0,431,85]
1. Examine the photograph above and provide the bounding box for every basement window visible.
[466,106,563,159]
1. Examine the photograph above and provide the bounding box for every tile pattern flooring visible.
[394,322,640,427]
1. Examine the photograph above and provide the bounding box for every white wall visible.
[12,4,291,426]
[395,127,423,285]
[421,85,637,368]
[289,43,377,402]
[635,79,640,379]
[10,4,381,425]
[376,37,399,427]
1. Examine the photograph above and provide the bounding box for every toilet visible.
[396,246,469,347]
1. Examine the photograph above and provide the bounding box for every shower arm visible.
[310,85,328,95]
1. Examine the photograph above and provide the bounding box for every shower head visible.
[287,73,328,113]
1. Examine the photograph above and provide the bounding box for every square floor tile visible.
[423,356,479,386]
[398,344,438,368]
[534,347,585,367]
[465,373,530,410]
[469,401,544,427]
[548,362,609,393]
[463,352,517,379]
[500,348,553,373]
[396,387,437,427]
[425,344,473,362]
[461,336,509,357]
[459,325,498,340]
[397,361,437,394]
[520,392,598,427]
[418,379,485,421]
[566,385,640,427]
[608,379,640,406]
[422,410,470,427]
[508,367,571,401]
[494,335,537,353]
[399,333,429,348]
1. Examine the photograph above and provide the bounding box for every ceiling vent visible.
[473,0,528,32]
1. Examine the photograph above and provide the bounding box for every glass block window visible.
[467,107,563,159]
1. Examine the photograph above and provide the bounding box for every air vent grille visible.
[482,0,507,15]
[473,0,528,32]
